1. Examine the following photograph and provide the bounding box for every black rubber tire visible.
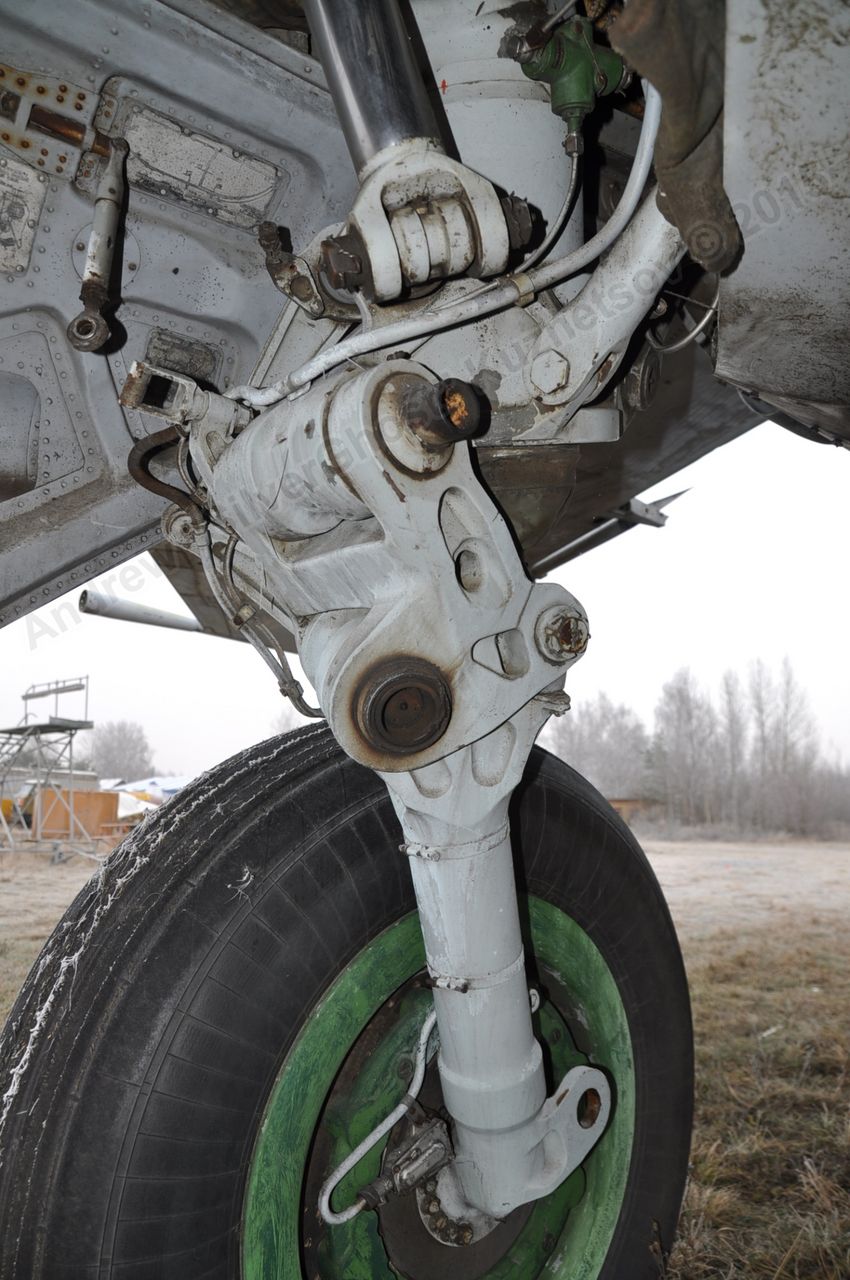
[0,725,692,1279]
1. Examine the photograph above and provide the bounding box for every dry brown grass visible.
[0,849,94,1020]
[667,919,850,1280]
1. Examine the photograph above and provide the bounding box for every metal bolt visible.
[500,194,534,249]
[534,605,589,664]
[530,348,570,396]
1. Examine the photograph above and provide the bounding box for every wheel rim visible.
[242,896,635,1278]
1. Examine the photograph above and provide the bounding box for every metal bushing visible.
[354,658,452,756]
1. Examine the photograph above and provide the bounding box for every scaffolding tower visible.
[0,677,95,854]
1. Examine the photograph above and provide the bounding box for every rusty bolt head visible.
[530,349,570,397]
[534,606,589,664]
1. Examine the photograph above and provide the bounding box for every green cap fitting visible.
[521,16,627,138]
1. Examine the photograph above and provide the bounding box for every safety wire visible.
[318,1007,439,1226]
[646,283,720,354]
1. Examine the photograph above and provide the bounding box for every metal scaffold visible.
[0,676,96,857]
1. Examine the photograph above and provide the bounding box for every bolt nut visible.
[530,348,570,396]
[161,504,198,549]
[624,346,661,413]
[500,194,534,250]
[535,606,589,664]
[354,657,452,756]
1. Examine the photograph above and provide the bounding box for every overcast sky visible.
[1,420,848,777]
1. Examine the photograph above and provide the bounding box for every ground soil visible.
[1,837,848,1277]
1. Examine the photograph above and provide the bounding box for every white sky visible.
[1,420,848,776]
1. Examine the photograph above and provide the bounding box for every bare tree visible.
[719,669,748,827]
[90,720,155,781]
[748,659,775,829]
[544,660,846,837]
[651,668,723,825]
[543,692,649,797]
[772,657,819,832]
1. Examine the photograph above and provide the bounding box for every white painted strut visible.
[384,701,611,1219]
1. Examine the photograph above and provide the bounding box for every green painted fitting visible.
[521,16,628,146]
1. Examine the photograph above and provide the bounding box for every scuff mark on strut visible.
[381,469,407,502]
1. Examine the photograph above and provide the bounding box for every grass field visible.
[1,839,848,1277]
[668,919,850,1279]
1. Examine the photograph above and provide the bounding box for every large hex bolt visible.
[534,605,589,664]
[401,378,483,450]
[530,349,571,397]
[354,658,452,756]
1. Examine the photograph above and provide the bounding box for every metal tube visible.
[409,831,544,1123]
[79,589,203,634]
[67,138,128,352]
[302,0,442,177]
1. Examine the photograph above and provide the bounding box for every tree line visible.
[542,659,850,837]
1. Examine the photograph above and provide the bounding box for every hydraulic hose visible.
[318,1007,438,1226]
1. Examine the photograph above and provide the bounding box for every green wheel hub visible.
[243,897,635,1279]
